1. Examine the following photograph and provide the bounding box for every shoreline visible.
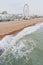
[0,18,43,39]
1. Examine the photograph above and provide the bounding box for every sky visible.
[0,0,43,15]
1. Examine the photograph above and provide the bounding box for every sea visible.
[0,22,43,65]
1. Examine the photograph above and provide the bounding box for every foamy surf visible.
[0,22,43,60]
[11,22,43,43]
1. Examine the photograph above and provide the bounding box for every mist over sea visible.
[0,22,43,65]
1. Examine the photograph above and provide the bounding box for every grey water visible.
[28,26,43,65]
[0,23,43,65]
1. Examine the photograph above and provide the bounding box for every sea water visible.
[0,22,43,65]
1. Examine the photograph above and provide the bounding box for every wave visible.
[11,22,43,43]
[0,22,43,59]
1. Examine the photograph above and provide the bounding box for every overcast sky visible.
[0,0,43,15]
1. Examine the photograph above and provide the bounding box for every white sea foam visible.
[0,22,43,59]
[0,35,13,50]
[11,22,43,44]
[11,37,35,59]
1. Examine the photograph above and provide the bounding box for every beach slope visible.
[0,18,43,39]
